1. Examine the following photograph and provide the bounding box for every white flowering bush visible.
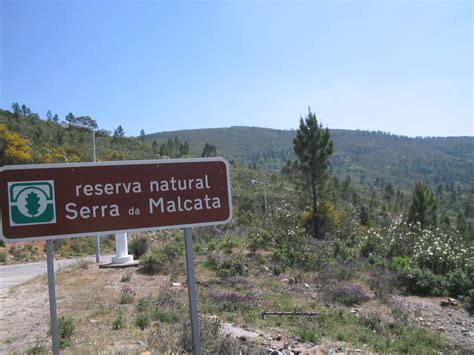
[411,228,473,274]
[360,218,473,274]
[357,218,474,296]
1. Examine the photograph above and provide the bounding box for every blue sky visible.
[1,0,472,137]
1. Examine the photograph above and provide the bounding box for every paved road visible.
[0,255,112,289]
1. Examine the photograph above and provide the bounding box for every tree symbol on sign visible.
[25,191,41,217]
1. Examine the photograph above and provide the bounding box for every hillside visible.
[147,127,474,190]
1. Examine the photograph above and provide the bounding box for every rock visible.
[468,331,474,338]
[440,300,449,307]
[139,352,151,355]
[171,282,181,287]
[437,326,445,332]
[448,298,458,306]
[292,348,303,355]
[274,333,282,341]
[304,283,310,288]
[263,265,270,271]
[350,307,361,314]
[136,340,145,346]
[88,319,98,323]
[288,278,296,284]
[282,278,289,282]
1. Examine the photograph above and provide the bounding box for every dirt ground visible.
[1,262,473,354]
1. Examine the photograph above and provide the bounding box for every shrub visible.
[218,235,240,254]
[297,320,319,344]
[138,241,183,275]
[152,308,177,323]
[119,287,136,304]
[448,265,474,297]
[136,312,151,330]
[466,289,474,312]
[206,251,248,278]
[57,315,74,349]
[129,236,150,259]
[135,293,182,325]
[112,313,124,330]
[248,227,272,253]
[323,282,370,306]
[368,267,397,302]
[210,292,255,313]
[0,251,6,263]
[25,343,45,355]
[120,270,133,282]
[391,256,410,271]
[139,251,167,275]
[397,265,448,296]
[217,257,248,278]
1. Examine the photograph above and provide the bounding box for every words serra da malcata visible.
[65,175,222,220]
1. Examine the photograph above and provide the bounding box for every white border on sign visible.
[0,157,233,243]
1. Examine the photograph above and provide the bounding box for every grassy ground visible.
[0,236,116,264]
[9,233,455,355]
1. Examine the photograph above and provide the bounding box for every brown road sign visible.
[0,158,232,242]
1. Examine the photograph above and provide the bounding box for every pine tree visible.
[407,182,437,228]
[139,129,146,143]
[202,143,217,157]
[113,125,125,137]
[292,108,333,239]
[11,103,20,117]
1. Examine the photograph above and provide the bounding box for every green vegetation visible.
[25,343,46,355]
[118,287,136,304]
[57,315,75,349]
[1,104,473,353]
[138,238,183,275]
[128,235,150,259]
[291,108,333,239]
[112,313,124,330]
[408,181,438,228]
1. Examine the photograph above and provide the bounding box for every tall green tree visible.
[75,116,98,129]
[113,125,125,137]
[293,108,333,239]
[407,181,437,228]
[11,103,20,117]
[139,129,146,143]
[65,112,76,124]
[201,142,217,157]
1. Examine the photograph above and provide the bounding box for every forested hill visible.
[146,126,474,190]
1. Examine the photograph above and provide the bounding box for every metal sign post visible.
[184,227,202,355]
[46,240,60,355]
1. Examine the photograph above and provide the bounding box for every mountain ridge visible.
[146,126,474,190]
